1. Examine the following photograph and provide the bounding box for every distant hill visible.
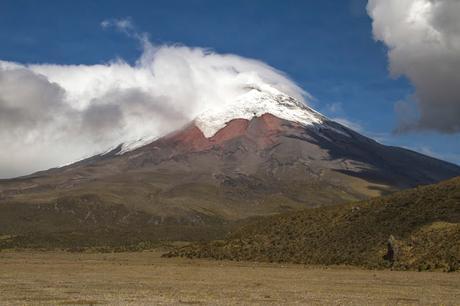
[166,177,460,271]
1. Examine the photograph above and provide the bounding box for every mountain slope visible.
[167,176,460,271]
[0,85,459,242]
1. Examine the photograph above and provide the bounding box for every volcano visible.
[1,84,459,243]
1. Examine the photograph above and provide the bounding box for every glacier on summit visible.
[194,84,325,138]
[113,83,353,155]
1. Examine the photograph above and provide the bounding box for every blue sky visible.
[0,0,459,165]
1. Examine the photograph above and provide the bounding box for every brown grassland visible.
[0,250,459,305]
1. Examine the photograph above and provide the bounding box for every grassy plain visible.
[0,250,459,305]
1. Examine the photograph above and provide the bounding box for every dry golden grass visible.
[0,250,459,305]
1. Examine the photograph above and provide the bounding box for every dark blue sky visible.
[0,0,459,164]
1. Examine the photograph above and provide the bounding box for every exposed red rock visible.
[160,114,286,153]
[246,113,284,148]
[164,124,211,151]
[210,119,250,145]
[258,113,284,131]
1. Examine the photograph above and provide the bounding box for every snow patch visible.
[101,136,159,156]
[195,84,325,138]
[117,136,159,155]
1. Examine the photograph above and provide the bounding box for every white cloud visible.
[367,0,460,133]
[0,41,309,178]
[101,17,134,33]
[100,20,111,29]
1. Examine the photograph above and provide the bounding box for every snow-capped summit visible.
[194,84,325,138]
[113,83,333,155]
[110,83,357,156]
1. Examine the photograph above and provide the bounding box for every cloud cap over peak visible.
[0,42,309,178]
